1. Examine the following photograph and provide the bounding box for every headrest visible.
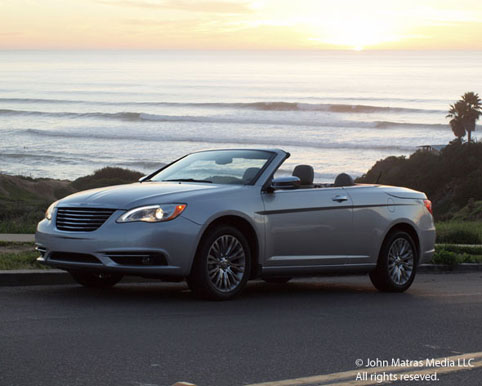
[334,173,354,187]
[292,165,314,186]
[242,167,260,184]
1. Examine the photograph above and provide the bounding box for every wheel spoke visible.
[225,236,235,256]
[223,271,229,289]
[216,270,224,287]
[228,249,244,262]
[208,266,219,278]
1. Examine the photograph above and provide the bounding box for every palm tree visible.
[462,92,482,143]
[447,101,466,140]
[446,92,482,143]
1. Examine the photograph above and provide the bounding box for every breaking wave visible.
[0,99,445,114]
[0,108,446,130]
[22,128,416,152]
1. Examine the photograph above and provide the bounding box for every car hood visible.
[58,182,231,209]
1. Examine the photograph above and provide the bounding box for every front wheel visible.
[69,271,123,288]
[370,231,417,292]
[187,226,251,300]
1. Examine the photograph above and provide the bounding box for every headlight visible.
[116,204,187,223]
[45,201,58,221]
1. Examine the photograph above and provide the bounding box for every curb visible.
[0,234,35,242]
[1,265,481,287]
[418,263,482,273]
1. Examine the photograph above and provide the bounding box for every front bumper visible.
[35,212,202,278]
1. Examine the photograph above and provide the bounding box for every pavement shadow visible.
[35,276,422,306]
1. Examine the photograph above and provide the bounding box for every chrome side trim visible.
[268,255,369,261]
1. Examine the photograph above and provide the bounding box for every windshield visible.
[150,150,274,185]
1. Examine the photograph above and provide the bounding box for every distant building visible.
[417,144,447,153]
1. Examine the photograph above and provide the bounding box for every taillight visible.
[423,199,433,215]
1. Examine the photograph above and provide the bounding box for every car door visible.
[341,185,391,265]
[261,187,354,267]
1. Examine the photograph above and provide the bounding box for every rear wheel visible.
[69,271,123,288]
[370,231,417,292]
[187,225,251,300]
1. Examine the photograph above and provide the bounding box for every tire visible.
[262,277,291,284]
[370,231,418,292]
[69,271,123,288]
[187,225,251,300]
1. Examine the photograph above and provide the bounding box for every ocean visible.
[1,50,481,181]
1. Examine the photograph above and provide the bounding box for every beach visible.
[1,50,481,181]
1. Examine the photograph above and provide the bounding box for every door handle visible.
[332,195,348,202]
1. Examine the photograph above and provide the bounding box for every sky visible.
[1,0,481,50]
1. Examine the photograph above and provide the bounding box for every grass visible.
[0,242,49,270]
[0,241,33,247]
[0,221,39,234]
[0,202,46,233]
[435,221,482,244]
[0,249,48,270]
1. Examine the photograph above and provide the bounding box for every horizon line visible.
[2,48,482,52]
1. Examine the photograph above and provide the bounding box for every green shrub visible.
[0,167,144,233]
[431,248,477,265]
[436,222,482,244]
[439,244,482,255]
[356,141,482,220]
[451,200,482,221]
[431,246,482,265]
[431,248,458,265]
[72,167,143,191]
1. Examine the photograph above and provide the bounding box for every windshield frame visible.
[145,149,278,186]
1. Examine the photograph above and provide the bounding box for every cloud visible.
[97,0,254,13]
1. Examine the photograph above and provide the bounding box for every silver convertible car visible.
[36,149,436,300]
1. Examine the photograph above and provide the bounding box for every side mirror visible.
[269,176,300,191]
[138,175,149,182]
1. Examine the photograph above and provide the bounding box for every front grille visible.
[50,252,101,264]
[56,207,116,232]
[106,252,167,266]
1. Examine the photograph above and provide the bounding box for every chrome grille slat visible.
[56,216,106,221]
[56,221,105,226]
[57,219,106,223]
[57,213,112,218]
[59,210,114,214]
[57,210,114,216]
[56,207,115,232]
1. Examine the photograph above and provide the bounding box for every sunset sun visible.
[309,19,400,50]
[1,0,481,49]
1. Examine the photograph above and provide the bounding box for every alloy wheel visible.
[207,234,246,292]
[387,237,414,286]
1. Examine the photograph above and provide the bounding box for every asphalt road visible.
[0,273,481,386]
